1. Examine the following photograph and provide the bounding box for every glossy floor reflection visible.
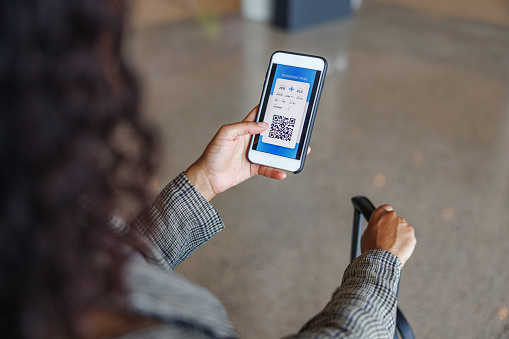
[127,2,509,338]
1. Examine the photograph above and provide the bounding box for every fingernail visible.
[258,122,268,127]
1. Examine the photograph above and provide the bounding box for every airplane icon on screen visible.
[289,86,294,92]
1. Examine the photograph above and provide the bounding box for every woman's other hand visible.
[185,106,287,201]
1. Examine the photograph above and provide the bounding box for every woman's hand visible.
[185,106,288,201]
[361,205,416,266]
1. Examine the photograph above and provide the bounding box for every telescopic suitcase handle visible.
[351,196,415,339]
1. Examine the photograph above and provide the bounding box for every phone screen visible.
[251,63,322,159]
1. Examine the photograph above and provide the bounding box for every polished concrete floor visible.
[127,2,509,338]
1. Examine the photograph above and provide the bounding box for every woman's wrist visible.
[185,162,215,201]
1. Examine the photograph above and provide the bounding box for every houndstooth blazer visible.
[119,172,401,338]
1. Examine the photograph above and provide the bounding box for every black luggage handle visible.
[350,196,376,262]
[350,196,415,339]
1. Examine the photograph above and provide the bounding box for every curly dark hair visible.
[0,0,156,337]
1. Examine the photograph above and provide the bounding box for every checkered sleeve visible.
[284,249,402,339]
[130,172,224,270]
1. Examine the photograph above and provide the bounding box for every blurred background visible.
[125,0,509,338]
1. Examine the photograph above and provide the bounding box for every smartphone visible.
[248,51,327,173]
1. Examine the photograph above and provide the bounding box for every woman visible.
[0,0,415,338]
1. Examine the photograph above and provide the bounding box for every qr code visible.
[268,115,296,142]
